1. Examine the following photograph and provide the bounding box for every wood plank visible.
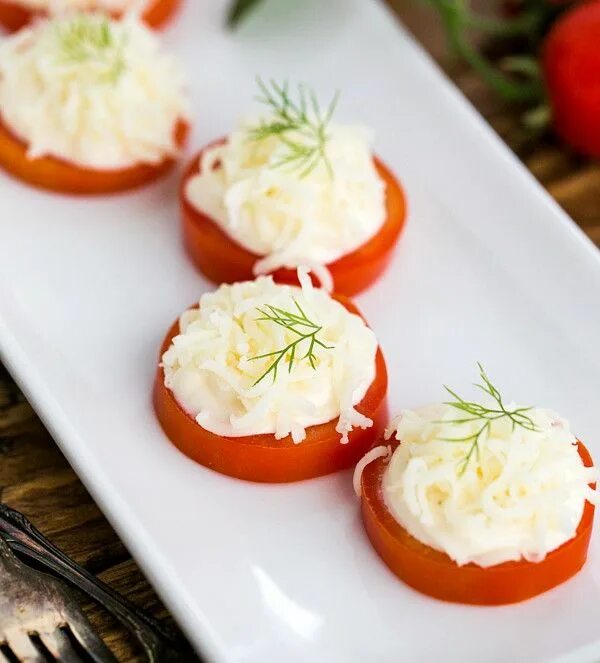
[0,364,184,660]
[388,0,600,246]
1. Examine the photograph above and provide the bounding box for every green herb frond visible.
[248,298,334,385]
[439,363,538,475]
[227,0,265,28]
[248,77,339,178]
[57,16,125,83]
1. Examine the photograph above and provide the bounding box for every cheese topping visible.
[184,121,386,280]
[13,0,134,10]
[0,15,188,169]
[379,404,598,567]
[161,273,377,443]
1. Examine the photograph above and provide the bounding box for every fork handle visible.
[0,504,191,662]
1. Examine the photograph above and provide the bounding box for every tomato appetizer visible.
[154,271,389,482]
[0,13,189,194]
[181,79,407,296]
[355,364,598,605]
[0,0,181,32]
[0,0,595,614]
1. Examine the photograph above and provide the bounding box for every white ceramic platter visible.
[2,1,600,661]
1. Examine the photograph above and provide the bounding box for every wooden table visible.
[1,3,598,660]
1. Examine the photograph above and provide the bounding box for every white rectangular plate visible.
[2,1,600,661]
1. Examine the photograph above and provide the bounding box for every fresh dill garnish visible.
[248,299,334,385]
[247,77,339,178]
[439,363,538,475]
[56,16,125,83]
[227,0,264,27]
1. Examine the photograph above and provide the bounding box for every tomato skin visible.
[0,0,28,31]
[543,0,600,157]
[0,117,188,194]
[138,0,181,28]
[180,142,407,297]
[360,439,595,605]
[0,0,181,32]
[153,296,389,483]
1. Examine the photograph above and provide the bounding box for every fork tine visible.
[64,614,117,663]
[0,534,116,663]
[3,631,46,662]
[39,628,83,663]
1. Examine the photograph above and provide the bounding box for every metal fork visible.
[0,537,116,662]
[0,505,197,662]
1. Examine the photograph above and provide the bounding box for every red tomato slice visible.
[0,116,188,194]
[0,0,28,31]
[180,141,407,297]
[139,0,181,29]
[153,295,389,483]
[0,0,181,32]
[360,439,595,605]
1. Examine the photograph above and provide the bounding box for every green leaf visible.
[247,77,339,178]
[227,0,265,28]
[422,0,544,104]
[56,15,125,84]
[501,56,540,79]
[440,364,538,474]
[249,302,334,385]
[522,103,551,132]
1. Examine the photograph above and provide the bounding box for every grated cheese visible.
[161,273,378,444]
[12,0,141,14]
[380,404,598,567]
[184,121,386,278]
[352,445,390,497]
[0,14,188,169]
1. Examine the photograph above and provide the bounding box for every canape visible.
[0,13,189,194]
[154,270,389,482]
[0,0,181,32]
[181,78,407,296]
[355,364,598,605]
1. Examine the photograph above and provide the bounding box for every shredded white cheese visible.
[353,445,390,497]
[184,120,386,276]
[0,14,188,169]
[161,273,378,444]
[380,404,598,567]
[11,0,141,14]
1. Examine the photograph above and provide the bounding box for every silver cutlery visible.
[0,505,197,662]
[0,536,116,662]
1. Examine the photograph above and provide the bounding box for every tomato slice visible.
[138,0,181,28]
[0,116,188,194]
[153,295,389,483]
[0,0,28,31]
[360,439,595,605]
[0,0,181,32]
[180,141,407,297]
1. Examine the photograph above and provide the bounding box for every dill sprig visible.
[247,77,339,178]
[227,0,264,27]
[439,363,538,475]
[57,16,125,83]
[248,299,334,385]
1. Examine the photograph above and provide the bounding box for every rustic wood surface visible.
[1,3,599,661]
[389,0,600,245]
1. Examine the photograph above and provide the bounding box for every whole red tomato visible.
[543,0,600,157]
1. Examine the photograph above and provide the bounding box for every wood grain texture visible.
[0,3,598,661]
[0,364,182,662]
[389,0,600,243]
